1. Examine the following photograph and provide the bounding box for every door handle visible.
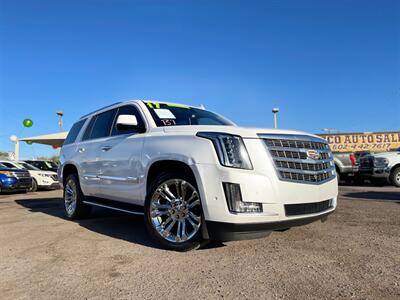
[101,146,112,152]
[78,147,85,153]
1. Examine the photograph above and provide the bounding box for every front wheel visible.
[30,179,38,192]
[145,172,204,251]
[63,174,91,219]
[390,167,400,187]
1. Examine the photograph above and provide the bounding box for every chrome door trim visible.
[83,174,101,181]
[98,175,139,183]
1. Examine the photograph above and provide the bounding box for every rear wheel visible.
[390,167,400,187]
[145,171,203,251]
[63,174,91,219]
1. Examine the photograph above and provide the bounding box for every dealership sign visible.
[318,131,400,153]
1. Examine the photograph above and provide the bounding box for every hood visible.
[373,151,400,159]
[29,170,57,175]
[161,125,321,140]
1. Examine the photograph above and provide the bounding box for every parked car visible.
[359,150,400,187]
[0,160,60,192]
[23,160,59,172]
[333,152,358,183]
[0,163,32,193]
[59,100,338,251]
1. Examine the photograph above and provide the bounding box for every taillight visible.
[349,153,357,166]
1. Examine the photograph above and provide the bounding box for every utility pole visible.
[56,111,64,131]
[272,108,280,128]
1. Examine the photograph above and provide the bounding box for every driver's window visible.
[111,105,145,136]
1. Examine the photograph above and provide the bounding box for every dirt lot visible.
[0,186,399,300]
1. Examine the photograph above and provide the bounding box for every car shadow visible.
[343,191,400,202]
[14,197,225,250]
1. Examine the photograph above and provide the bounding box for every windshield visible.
[18,162,41,171]
[1,162,19,169]
[144,102,234,127]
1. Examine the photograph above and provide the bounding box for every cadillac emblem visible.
[306,149,321,160]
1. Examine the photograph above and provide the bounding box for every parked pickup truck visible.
[0,163,32,193]
[359,150,400,187]
[333,152,358,183]
[59,100,338,251]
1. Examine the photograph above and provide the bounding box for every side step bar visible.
[83,197,144,216]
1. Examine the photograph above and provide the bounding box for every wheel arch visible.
[146,160,197,193]
[62,163,79,185]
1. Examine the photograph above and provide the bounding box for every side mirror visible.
[116,114,139,131]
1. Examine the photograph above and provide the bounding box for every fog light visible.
[223,182,263,213]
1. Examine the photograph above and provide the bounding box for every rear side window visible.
[64,119,86,145]
[88,109,118,140]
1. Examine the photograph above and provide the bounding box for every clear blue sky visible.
[0,0,399,159]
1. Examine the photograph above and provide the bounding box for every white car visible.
[59,100,338,251]
[0,160,60,192]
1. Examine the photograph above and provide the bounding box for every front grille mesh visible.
[262,135,335,184]
[14,172,31,179]
[285,199,333,216]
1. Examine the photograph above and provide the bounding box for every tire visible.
[144,171,204,251]
[63,174,91,219]
[389,167,400,188]
[30,179,38,192]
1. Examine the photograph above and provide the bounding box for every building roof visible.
[19,132,68,147]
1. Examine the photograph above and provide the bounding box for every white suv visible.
[59,100,338,251]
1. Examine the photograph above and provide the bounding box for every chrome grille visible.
[51,175,58,181]
[260,134,335,184]
[14,171,31,179]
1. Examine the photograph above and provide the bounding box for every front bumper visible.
[359,167,391,179]
[206,210,333,241]
[0,182,32,192]
[192,162,338,230]
[39,182,61,189]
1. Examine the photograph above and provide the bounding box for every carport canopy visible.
[19,132,68,147]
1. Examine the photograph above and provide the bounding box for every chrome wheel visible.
[64,179,77,216]
[395,172,400,184]
[150,179,201,243]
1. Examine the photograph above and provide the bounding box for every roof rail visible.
[80,102,122,119]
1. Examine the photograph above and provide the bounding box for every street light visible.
[56,111,64,131]
[322,128,337,134]
[272,108,280,128]
[9,135,19,161]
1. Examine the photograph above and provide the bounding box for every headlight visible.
[374,158,389,168]
[0,171,16,176]
[196,132,253,169]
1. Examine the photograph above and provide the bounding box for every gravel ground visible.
[0,186,399,299]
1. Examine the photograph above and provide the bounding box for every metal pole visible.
[14,140,19,161]
[272,108,280,129]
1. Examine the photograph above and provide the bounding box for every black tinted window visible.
[111,105,145,136]
[82,117,96,141]
[64,119,86,145]
[90,109,118,139]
